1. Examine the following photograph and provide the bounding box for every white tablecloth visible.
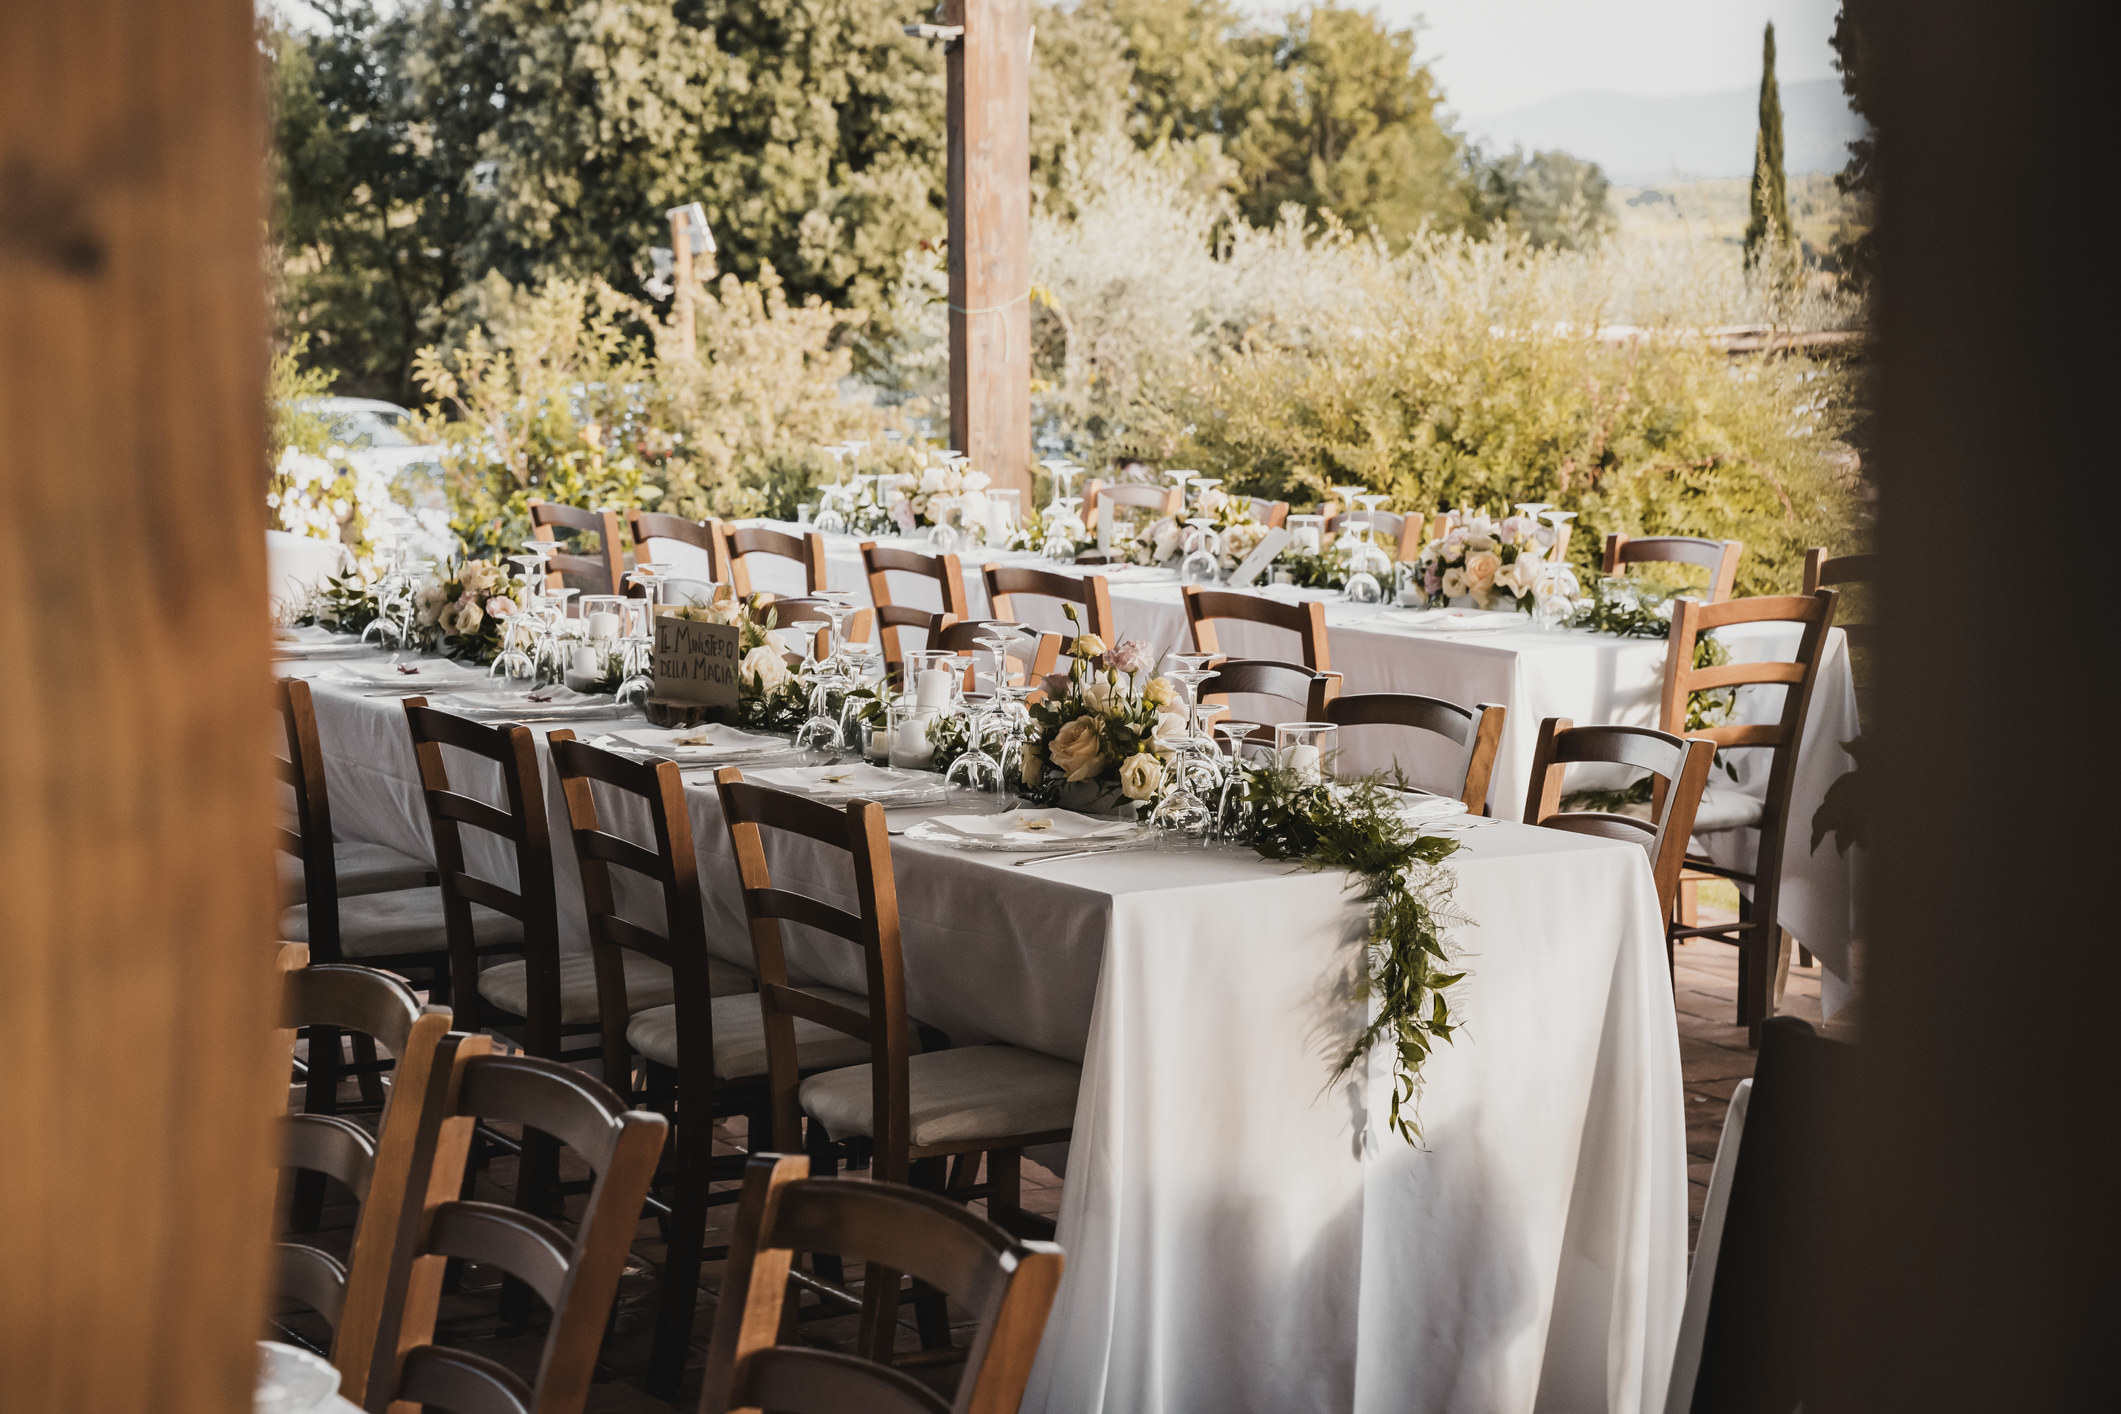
[645,526,1862,1011]
[286,660,1685,1412]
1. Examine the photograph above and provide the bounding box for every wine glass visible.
[1042,497,1082,561]
[1178,518,1222,585]
[614,597,658,703]
[488,600,536,683]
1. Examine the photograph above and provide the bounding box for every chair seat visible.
[282,887,518,961]
[279,840,433,905]
[477,950,750,1028]
[800,1045,1081,1150]
[626,986,917,1080]
[1693,785,1765,834]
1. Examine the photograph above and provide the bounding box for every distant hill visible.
[1467,78,1866,185]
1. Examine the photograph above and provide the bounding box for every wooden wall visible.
[0,0,283,1410]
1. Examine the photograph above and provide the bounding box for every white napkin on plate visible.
[1391,608,1520,633]
[922,810,1139,844]
[1395,791,1470,825]
[435,686,615,715]
[614,723,785,758]
[746,763,946,803]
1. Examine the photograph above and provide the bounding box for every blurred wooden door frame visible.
[0,1,283,1411]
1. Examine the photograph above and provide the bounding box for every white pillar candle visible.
[893,714,936,767]
[914,667,952,711]
[868,727,893,762]
[586,610,620,642]
[570,644,601,675]
[1280,743,1322,780]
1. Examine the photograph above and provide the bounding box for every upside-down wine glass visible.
[613,597,658,704]
[1178,518,1222,585]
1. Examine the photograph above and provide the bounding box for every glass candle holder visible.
[1273,722,1339,783]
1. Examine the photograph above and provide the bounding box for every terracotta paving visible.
[276,933,1834,1411]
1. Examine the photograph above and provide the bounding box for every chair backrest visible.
[1081,479,1181,521]
[712,772,916,1180]
[1248,497,1290,529]
[528,499,626,597]
[936,619,1063,694]
[1602,533,1744,602]
[381,1045,666,1414]
[982,563,1116,643]
[862,541,972,674]
[1325,692,1506,812]
[699,1153,1065,1414]
[548,734,720,1101]
[1802,548,1873,656]
[276,964,454,1408]
[1182,586,1332,671]
[1657,590,1839,901]
[1522,718,1715,919]
[757,595,877,662]
[1199,658,1342,741]
[629,509,727,582]
[401,700,563,1054]
[719,522,828,597]
[1324,508,1422,562]
[276,678,344,955]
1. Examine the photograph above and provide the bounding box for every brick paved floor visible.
[276,933,1840,1411]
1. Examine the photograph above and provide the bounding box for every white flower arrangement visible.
[890,453,993,541]
[1119,486,1264,571]
[1416,512,1582,619]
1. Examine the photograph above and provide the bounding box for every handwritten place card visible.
[650,613,742,708]
[1224,527,1293,588]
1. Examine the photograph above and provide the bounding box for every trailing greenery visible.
[1235,769,1465,1143]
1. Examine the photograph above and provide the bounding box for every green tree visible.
[1467,147,1613,250]
[1829,0,1880,287]
[1744,20,1793,266]
[1093,0,1259,149]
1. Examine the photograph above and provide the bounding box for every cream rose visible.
[1464,550,1502,590]
[1071,633,1107,660]
[1047,718,1107,782]
[1119,752,1165,801]
[1150,711,1189,752]
[459,560,503,595]
[1441,566,1470,598]
[1080,679,1115,715]
[740,645,792,694]
[1143,676,1180,710]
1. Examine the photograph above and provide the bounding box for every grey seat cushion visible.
[281,887,520,961]
[279,840,433,906]
[1692,785,1765,834]
[477,950,749,1027]
[626,985,901,1080]
[800,1045,1082,1150]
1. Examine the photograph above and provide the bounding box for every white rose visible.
[919,467,948,494]
[740,645,792,693]
[1464,549,1501,590]
[1441,566,1470,598]
[1150,710,1189,753]
[1119,752,1165,801]
[1197,486,1227,515]
[1151,520,1182,563]
[1081,679,1115,714]
[961,469,991,492]
[1466,533,1496,553]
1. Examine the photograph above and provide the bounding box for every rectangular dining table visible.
[642,522,1862,1012]
[286,655,1687,1413]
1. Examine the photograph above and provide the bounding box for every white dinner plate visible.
[743,763,950,807]
[904,809,1152,852]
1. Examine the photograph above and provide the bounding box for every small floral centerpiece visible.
[413,558,532,665]
[889,455,993,542]
[1414,512,1581,618]
[1016,614,1189,813]
[1119,484,1266,571]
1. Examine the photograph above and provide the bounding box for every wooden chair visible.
[714,771,1081,1361]
[1247,496,1290,529]
[273,963,453,1410]
[699,1152,1065,1414]
[1324,508,1423,562]
[982,563,1116,644]
[1080,479,1181,522]
[1199,659,1342,749]
[1602,533,1744,603]
[276,678,434,909]
[528,498,626,597]
[1803,548,1875,655]
[1523,718,1715,924]
[1660,590,1840,1043]
[374,1044,666,1414]
[1182,586,1332,671]
[719,522,829,597]
[630,509,728,583]
[936,619,1063,697]
[862,541,972,677]
[549,734,801,1395]
[1325,693,1506,812]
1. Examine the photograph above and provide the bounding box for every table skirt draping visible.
[292,676,1684,1412]
[645,524,1862,1011]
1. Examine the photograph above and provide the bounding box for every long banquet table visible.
[283,645,1687,1413]
[644,522,1862,1013]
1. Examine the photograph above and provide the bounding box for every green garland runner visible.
[1235,768,1468,1144]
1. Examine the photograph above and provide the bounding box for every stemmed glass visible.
[1043,496,1083,561]
[614,597,658,704]
[1341,493,1393,605]
[1189,476,1223,515]
[488,599,537,683]
[835,640,883,750]
[1149,696,1226,841]
[1211,718,1261,836]
[1178,518,1222,585]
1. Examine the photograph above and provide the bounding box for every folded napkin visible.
[614,723,785,758]
[746,763,946,804]
[922,810,1140,844]
[1391,608,1520,633]
[324,660,481,688]
[435,686,619,717]
[1395,791,1470,825]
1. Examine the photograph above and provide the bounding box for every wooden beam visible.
[946,0,1033,502]
[0,0,284,1410]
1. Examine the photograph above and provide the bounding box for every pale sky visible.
[1238,0,1844,120]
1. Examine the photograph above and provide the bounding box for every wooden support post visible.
[669,207,695,357]
[1,0,284,1410]
[946,0,1033,502]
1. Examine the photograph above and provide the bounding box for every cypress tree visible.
[1744,20,1792,267]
